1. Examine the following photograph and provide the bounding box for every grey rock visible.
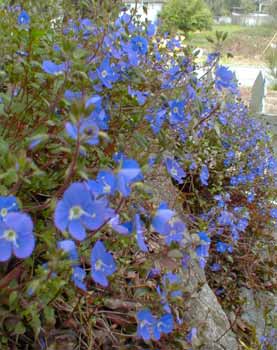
[240,287,277,341]
[146,167,238,350]
[250,71,266,115]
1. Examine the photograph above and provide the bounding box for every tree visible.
[160,0,213,33]
[270,0,277,19]
[205,0,229,16]
[205,0,256,15]
[240,0,256,12]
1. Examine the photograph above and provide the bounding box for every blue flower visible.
[162,272,181,286]
[168,100,185,124]
[210,263,221,272]
[53,44,61,52]
[147,268,161,279]
[116,158,143,197]
[200,165,209,186]
[128,86,149,105]
[130,36,148,55]
[0,213,35,261]
[135,214,148,252]
[270,208,277,219]
[216,241,228,253]
[89,104,110,130]
[196,245,209,258]
[64,90,82,102]
[42,60,67,75]
[137,309,156,341]
[153,314,174,340]
[196,244,209,269]
[72,266,87,291]
[108,215,132,235]
[97,58,118,89]
[148,155,157,168]
[236,217,248,232]
[146,108,167,134]
[57,239,79,261]
[113,151,126,164]
[0,196,19,222]
[85,94,102,108]
[197,231,210,243]
[96,170,116,195]
[215,287,225,296]
[165,219,186,245]
[152,203,175,235]
[79,18,93,38]
[65,118,99,146]
[90,240,116,287]
[217,210,233,226]
[28,136,44,150]
[187,327,197,344]
[18,10,30,25]
[137,309,174,341]
[215,66,236,91]
[147,23,156,37]
[54,182,112,241]
[165,157,186,184]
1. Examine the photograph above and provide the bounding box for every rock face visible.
[147,167,238,350]
[240,287,277,342]
[188,284,238,350]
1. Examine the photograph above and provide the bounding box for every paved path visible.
[227,65,271,87]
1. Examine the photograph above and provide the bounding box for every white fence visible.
[215,13,275,26]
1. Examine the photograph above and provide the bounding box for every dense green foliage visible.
[160,0,213,33]
[205,0,256,15]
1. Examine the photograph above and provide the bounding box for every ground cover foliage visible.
[0,1,276,349]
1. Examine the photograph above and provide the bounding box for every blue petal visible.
[118,159,142,182]
[91,270,108,287]
[63,182,92,208]
[152,204,175,235]
[72,266,87,291]
[5,213,33,234]
[91,240,106,261]
[65,122,78,140]
[157,314,174,334]
[0,238,12,262]
[13,233,35,259]
[42,60,65,75]
[135,214,148,252]
[116,174,131,197]
[54,200,69,231]
[57,240,78,261]
[68,220,86,241]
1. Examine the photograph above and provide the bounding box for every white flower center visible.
[69,206,83,220]
[103,183,111,193]
[101,70,108,78]
[95,259,104,271]
[170,167,178,177]
[157,321,163,330]
[3,229,17,244]
[173,107,179,114]
[1,208,8,218]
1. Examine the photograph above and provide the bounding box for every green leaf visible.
[15,321,26,335]
[9,291,18,308]
[30,314,41,338]
[44,306,55,325]
[168,249,183,259]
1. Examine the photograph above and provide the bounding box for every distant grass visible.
[187,24,275,63]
